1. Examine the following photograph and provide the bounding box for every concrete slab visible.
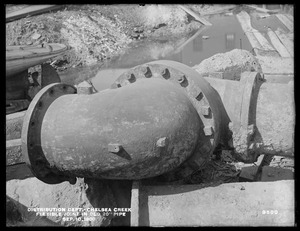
[133,180,295,226]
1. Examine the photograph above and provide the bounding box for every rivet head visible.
[108,144,123,153]
[203,126,213,136]
[156,137,168,147]
[200,106,211,116]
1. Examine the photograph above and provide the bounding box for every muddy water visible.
[60,12,253,91]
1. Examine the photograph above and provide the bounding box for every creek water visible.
[60,6,291,91]
[89,12,254,91]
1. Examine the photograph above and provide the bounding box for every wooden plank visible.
[178,5,212,26]
[6,5,64,23]
[274,28,294,57]
[285,14,293,22]
[245,4,280,13]
[252,31,276,51]
[267,28,291,57]
[130,181,141,226]
[236,12,263,51]
[236,11,276,52]
[276,14,293,32]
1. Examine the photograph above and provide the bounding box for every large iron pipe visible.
[22,78,202,183]
[205,75,294,161]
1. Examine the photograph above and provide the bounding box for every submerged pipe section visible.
[22,78,202,184]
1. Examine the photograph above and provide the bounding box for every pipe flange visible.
[111,60,230,178]
[21,83,77,184]
[229,71,263,162]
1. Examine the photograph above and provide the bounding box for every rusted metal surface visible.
[21,83,78,184]
[112,60,231,180]
[22,79,201,182]
[13,60,294,184]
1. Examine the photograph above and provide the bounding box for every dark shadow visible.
[84,178,132,226]
[114,149,132,161]
[6,163,35,181]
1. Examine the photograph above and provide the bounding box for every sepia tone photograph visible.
[6,4,295,227]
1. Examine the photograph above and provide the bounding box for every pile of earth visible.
[193,49,263,80]
[6,4,203,72]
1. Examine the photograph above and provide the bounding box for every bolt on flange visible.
[156,137,168,148]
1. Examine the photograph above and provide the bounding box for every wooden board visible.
[6,43,68,77]
[267,28,291,57]
[276,14,293,32]
[178,5,212,26]
[6,5,64,23]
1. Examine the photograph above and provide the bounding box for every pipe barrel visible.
[22,78,202,183]
[205,74,294,161]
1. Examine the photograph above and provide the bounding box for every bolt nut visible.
[203,126,213,136]
[126,73,135,82]
[161,68,168,76]
[141,66,152,77]
[108,144,123,153]
[177,74,186,83]
[200,106,211,116]
[156,137,168,147]
[195,92,203,101]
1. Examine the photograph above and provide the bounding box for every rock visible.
[193,49,262,81]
